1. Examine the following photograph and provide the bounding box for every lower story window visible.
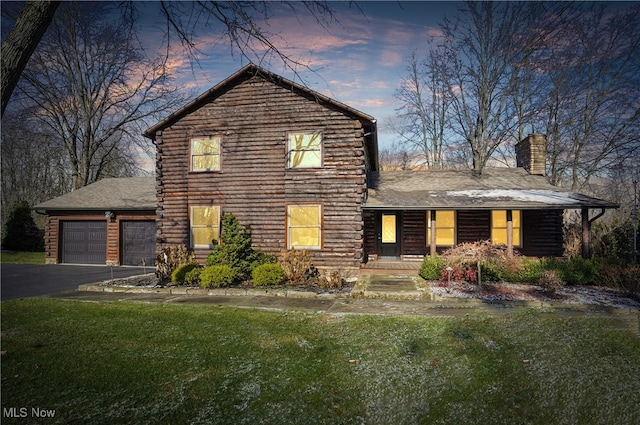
[287,204,322,249]
[427,210,456,246]
[191,205,220,249]
[491,210,521,246]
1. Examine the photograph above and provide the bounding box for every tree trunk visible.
[1,0,60,117]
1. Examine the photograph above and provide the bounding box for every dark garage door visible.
[62,221,107,264]
[122,221,156,266]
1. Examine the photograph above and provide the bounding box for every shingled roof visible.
[365,169,618,210]
[34,177,156,211]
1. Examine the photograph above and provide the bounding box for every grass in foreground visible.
[0,251,45,264]
[1,299,639,425]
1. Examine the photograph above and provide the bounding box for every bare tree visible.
[0,109,69,219]
[378,142,413,171]
[395,2,532,173]
[533,4,640,191]
[441,1,530,174]
[17,2,186,189]
[1,0,59,117]
[159,1,338,73]
[394,50,449,169]
[1,1,339,116]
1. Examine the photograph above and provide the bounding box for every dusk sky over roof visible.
[141,1,462,150]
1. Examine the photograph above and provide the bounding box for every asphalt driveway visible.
[1,264,152,301]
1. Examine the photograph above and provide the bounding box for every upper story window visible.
[287,132,322,168]
[491,210,521,246]
[191,137,221,171]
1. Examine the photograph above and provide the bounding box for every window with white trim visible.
[287,204,322,249]
[191,137,221,171]
[190,205,221,248]
[287,132,322,168]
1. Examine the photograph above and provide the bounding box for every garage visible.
[121,220,156,266]
[61,221,107,264]
[34,177,157,266]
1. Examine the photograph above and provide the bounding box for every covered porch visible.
[363,169,618,262]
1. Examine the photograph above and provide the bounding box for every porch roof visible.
[364,170,618,210]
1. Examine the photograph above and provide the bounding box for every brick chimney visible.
[515,134,546,176]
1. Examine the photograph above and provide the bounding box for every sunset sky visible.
[140,1,462,150]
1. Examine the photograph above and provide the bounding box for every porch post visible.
[581,207,591,259]
[430,210,437,256]
[506,209,513,258]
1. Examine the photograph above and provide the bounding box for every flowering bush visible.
[438,264,478,283]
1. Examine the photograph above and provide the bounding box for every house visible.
[33,65,618,270]
[33,66,618,269]
[144,64,617,271]
[34,177,156,266]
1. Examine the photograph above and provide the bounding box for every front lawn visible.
[0,251,45,264]
[1,299,639,424]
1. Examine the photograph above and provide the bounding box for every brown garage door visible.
[121,220,156,266]
[61,221,107,264]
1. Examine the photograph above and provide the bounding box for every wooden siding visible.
[43,210,155,265]
[363,210,376,262]
[456,210,491,244]
[521,209,564,257]
[154,76,369,269]
[402,210,427,256]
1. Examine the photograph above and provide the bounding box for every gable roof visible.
[143,63,377,136]
[33,177,156,211]
[365,169,619,210]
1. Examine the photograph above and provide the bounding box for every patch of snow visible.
[445,189,580,205]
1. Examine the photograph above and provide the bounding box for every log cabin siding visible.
[521,209,564,257]
[363,210,377,262]
[154,76,369,269]
[402,210,427,256]
[456,210,491,244]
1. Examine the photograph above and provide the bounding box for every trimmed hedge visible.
[171,263,201,284]
[252,263,285,286]
[200,265,235,288]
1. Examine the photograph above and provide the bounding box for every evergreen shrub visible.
[200,265,235,288]
[251,263,285,286]
[171,263,201,284]
[184,267,203,286]
[206,213,271,281]
[419,255,445,280]
[2,200,44,251]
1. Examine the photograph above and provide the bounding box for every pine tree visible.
[2,200,44,251]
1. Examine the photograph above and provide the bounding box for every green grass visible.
[0,251,45,264]
[1,299,639,425]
